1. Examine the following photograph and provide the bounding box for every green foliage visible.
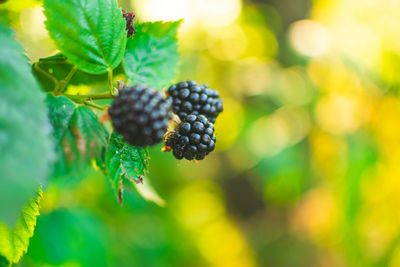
[43,0,127,74]
[46,95,76,144]
[106,132,149,204]
[0,255,10,267]
[340,134,379,266]
[124,21,181,88]
[26,208,109,266]
[0,192,42,264]
[0,10,10,25]
[0,23,52,227]
[46,95,108,177]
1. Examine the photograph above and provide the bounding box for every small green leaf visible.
[46,95,108,177]
[124,21,181,89]
[0,192,42,264]
[71,107,109,160]
[46,95,76,144]
[106,132,149,204]
[0,23,53,226]
[43,0,127,74]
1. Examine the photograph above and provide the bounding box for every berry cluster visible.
[168,81,223,123]
[108,80,222,161]
[165,115,215,160]
[163,80,223,161]
[122,10,136,38]
[109,84,171,147]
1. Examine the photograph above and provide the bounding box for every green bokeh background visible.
[3,0,400,266]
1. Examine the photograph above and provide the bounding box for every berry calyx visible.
[108,84,171,147]
[122,10,136,38]
[165,114,216,160]
[167,80,223,123]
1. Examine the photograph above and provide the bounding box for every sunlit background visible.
[4,0,400,266]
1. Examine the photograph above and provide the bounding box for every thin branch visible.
[33,63,59,91]
[108,69,116,95]
[83,100,108,111]
[37,60,70,65]
[56,66,77,94]
[64,92,114,101]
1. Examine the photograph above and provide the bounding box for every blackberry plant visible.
[168,80,223,123]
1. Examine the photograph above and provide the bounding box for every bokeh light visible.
[132,0,241,30]
[289,19,329,57]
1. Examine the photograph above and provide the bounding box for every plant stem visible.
[38,61,70,65]
[33,63,59,91]
[83,100,108,111]
[64,92,114,102]
[120,59,127,82]
[108,69,117,95]
[56,66,77,94]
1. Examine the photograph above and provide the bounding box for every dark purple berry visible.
[192,121,205,133]
[173,149,184,160]
[179,122,191,135]
[190,133,201,144]
[165,114,216,160]
[201,134,211,145]
[167,81,223,123]
[109,84,171,147]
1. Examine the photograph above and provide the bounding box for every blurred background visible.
[4,0,400,266]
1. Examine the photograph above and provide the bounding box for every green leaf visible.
[0,192,42,264]
[46,94,76,144]
[0,255,10,267]
[26,208,109,267]
[0,10,10,26]
[71,107,109,160]
[124,21,181,89]
[32,53,125,92]
[106,132,149,204]
[0,23,52,226]
[43,0,127,74]
[133,180,166,207]
[46,95,108,177]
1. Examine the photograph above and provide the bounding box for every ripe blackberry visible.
[122,10,136,38]
[108,84,171,147]
[166,114,216,160]
[167,81,223,123]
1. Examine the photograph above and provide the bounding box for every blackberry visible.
[166,114,216,160]
[167,81,223,123]
[122,10,136,38]
[108,84,171,147]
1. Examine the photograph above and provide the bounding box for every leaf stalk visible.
[83,100,108,111]
[64,92,114,102]
[56,66,77,94]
